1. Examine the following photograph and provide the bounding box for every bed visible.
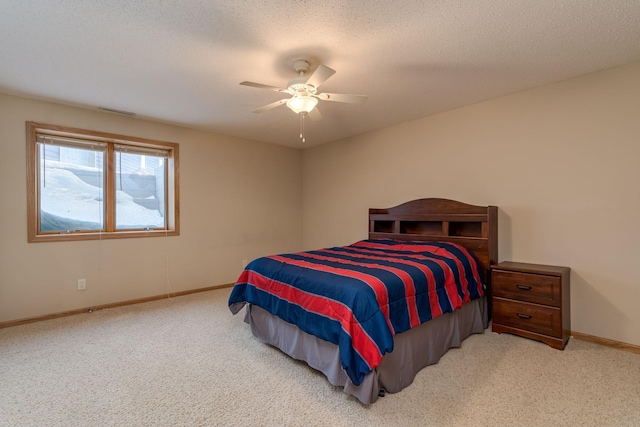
[228,198,498,404]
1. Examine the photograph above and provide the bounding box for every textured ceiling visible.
[2,1,640,148]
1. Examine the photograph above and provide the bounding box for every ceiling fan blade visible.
[307,106,322,121]
[252,98,288,113]
[316,92,368,104]
[305,65,336,89]
[240,81,287,92]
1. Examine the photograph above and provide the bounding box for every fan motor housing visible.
[287,77,317,96]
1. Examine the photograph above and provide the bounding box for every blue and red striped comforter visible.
[228,239,485,386]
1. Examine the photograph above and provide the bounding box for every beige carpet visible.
[1,288,639,427]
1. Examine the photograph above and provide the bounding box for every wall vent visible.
[98,107,136,116]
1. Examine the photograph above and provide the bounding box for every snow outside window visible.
[114,147,167,230]
[39,142,106,232]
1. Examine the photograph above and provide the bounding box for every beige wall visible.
[302,61,640,347]
[0,94,302,323]
[3,61,639,347]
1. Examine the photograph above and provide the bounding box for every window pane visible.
[115,151,166,230]
[39,144,104,232]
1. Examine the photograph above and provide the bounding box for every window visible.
[27,122,179,242]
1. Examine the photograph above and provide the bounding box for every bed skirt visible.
[243,297,488,404]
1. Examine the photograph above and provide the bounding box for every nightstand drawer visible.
[493,270,561,307]
[493,297,562,338]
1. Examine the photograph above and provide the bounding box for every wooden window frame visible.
[26,122,180,242]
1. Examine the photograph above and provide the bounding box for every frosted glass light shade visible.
[286,96,318,114]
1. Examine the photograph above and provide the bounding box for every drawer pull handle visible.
[516,285,532,290]
[517,313,532,319]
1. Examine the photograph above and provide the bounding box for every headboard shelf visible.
[369,214,489,222]
[368,198,497,272]
[400,221,444,236]
[371,219,485,239]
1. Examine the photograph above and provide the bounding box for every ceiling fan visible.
[240,60,367,122]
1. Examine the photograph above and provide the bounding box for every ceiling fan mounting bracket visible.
[292,60,311,75]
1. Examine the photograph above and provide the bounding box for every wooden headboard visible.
[369,198,498,273]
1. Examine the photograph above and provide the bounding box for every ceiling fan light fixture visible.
[286,96,318,114]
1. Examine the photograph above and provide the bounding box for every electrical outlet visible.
[242,259,248,268]
[77,279,87,290]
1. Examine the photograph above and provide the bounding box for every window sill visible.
[28,229,179,243]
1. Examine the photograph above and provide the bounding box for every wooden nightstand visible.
[491,261,570,350]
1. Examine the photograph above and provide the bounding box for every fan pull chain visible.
[299,113,306,143]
